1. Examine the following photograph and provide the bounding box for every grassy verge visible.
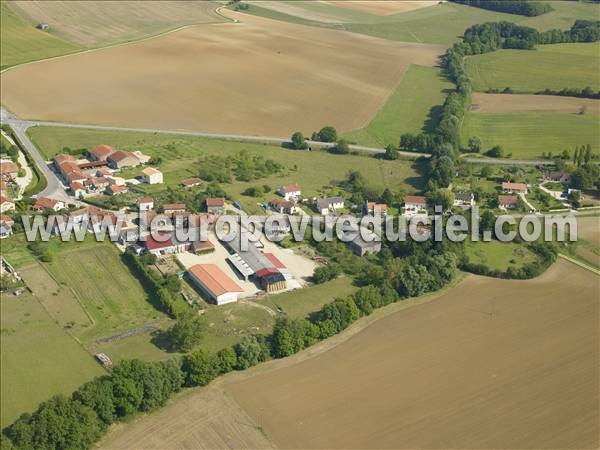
[343,65,453,147]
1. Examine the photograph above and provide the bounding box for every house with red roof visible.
[0,195,15,213]
[89,145,117,161]
[33,197,66,212]
[277,184,301,201]
[107,150,139,169]
[205,197,224,215]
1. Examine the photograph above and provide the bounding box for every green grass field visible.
[0,293,104,427]
[343,65,453,147]
[465,43,600,93]
[243,1,600,46]
[27,127,425,212]
[0,1,80,70]
[461,111,600,159]
[464,240,537,272]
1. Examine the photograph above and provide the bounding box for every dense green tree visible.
[72,378,116,428]
[312,264,340,284]
[235,335,270,369]
[215,347,238,374]
[468,136,482,153]
[182,349,217,387]
[165,311,206,352]
[290,131,308,150]
[316,126,338,142]
[330,139,350,155]
[384,144,399,160]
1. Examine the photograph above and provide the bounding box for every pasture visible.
[343,64,454,147]
[226,261,599,449]
[471,93,600,114]
[463,240,537,272]
[27,126,425,212]
[8,0,224,48]
[244,1,600,46]
[465,43,600,93]
[0,11,445,137]
[461,111,599,159]
[1,291,104,427]
[0,1,80,69]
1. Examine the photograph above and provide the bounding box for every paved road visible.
[0,106,563,203]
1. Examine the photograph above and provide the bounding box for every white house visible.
[403,195,428,216]
[141,167,163,185]
[278,184,301,201]
[136,196,154,212]
[316,197,344,215]
[188,264,244,305]
[269,198,299,214]
[454,192,475,208]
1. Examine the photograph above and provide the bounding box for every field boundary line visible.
[558,253,600,276]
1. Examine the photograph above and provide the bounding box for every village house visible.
[187,264,244,305]
[141,167,163,185]
[70,181,86,198]
[53,154,75,169]
[498,195,519,209]
[403,195,428,216]
[143,233,187,256]
[363,201,388,216]
[0,161,19,180]
[502,182,528,194]
[191,239,215,255]
[106,176,126,186]
[89,144,117,161]
[316,196,344,215]
[278,184,301,201]
[105,184,128,196]
[136,196,154,211]
[107,150,139,169]
[544,171,571,184]
[164,203,187,214]
[0,214,14,239]
[69,205,105,225]
[181,178,202,188]
[96,167,112,177]
[89,211,119,234]
[0,195,15,213]
[269,198,299,214]
[87,177,110,191]
[454,192,475,208]
[33,196,66,212]
[205,197,225,215]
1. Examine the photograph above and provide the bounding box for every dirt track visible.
[471,92,600,114]
[227,261,599,449]
[0,10,445,137]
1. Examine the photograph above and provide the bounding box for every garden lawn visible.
[461,111,599,160]
[465,43,600,93]
[464,240,537,273]
[0,292,104,427]
[343,65,453,147]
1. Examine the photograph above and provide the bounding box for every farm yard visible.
[465,43,600,93]
[7,0,224,48]
[461,111,599,159]
[0,292,104,428]
[226,261,599,449]
[0,10,445,137]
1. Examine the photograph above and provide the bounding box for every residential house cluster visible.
[0,161,18,215]
[269,184,302,215]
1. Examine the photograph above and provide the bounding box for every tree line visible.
[450,0,552,17]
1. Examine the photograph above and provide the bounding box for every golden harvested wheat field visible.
[324,0,439,16]
[100,261,598,449]
[0,10,445,137]
[471,92,600,114]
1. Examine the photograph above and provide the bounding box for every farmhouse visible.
[0,161,18,180]
[137,196,154,211]
[502,182,528,194]
[181,177,202,188]
[106,175,126,186]
[269,198,299,215]
[0,195,15,213]
[316,197,344,215]
[188,264,244,305]
[498,195,519,209]
[33,197,66,212]
[205,197,225,215]
[70,181,86,198]
[141,167,163,184]
[52,154,76,168]
[454,192,475,208]
[89,144,117,161]
[106,184,128,196]
[404,195,428,215]
[363,201,388,216]
[544,171,570,184]
[143,233,187,256]
[278,184,301,201]
[164,203,186,214]
[191,239,215,255]
[107,150,139,169]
